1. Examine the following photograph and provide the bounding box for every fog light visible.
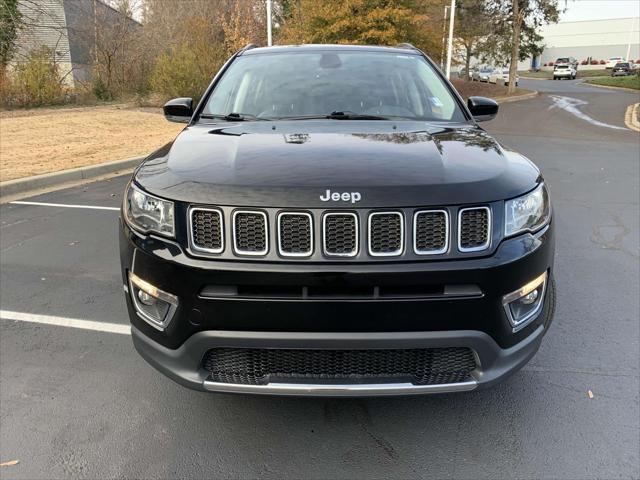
[137,289,157,306]
[502,271,547,332]
[128,271,178,331]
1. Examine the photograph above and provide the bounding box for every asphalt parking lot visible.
[1,79,639,479]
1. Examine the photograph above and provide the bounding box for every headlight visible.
[124,183,175,237]
[504,183,550,237]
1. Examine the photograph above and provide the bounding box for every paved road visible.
[1,80,639,479]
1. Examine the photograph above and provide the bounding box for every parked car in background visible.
[472,66,493,82]
[554,57,578,70]
[553,63,576,80]
[606,56,626,69]
[611,62,633,76]
[457,67,469,79]
[488,68,519,86]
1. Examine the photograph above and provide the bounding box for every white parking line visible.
[0,310,131,335]
[9,201,120,211]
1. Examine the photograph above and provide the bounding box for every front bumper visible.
[120,219,555,395]
[131,323,546,396]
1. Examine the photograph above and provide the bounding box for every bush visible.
[581,60,588,65]
[150,42,225,103]
[91,76,113,101]
[590,60,599,65]
[599,60,606,65]
[2,46,64,107]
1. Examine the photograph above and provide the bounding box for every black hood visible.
[135,121,540,207]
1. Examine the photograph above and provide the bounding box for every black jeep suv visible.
[120,44,555,396]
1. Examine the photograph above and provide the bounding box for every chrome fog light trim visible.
[502,271,547,332]
[128,271,178,331]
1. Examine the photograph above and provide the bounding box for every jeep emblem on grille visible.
[320,189,361,204]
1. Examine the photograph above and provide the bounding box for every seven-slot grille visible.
[233,211,268,255]
[188,207,493,258]
[369,212,403,256]
[190,208,223,253]
[203,347,477,386]
[323,213,358,257]
[278,212,313,257]
[414,210,448,254]
[458,207,491,252]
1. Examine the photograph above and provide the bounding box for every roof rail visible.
[240,44,258,53]
[396,43,418,50]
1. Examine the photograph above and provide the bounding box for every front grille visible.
[233,211,268,255]
[278,212,313,256]
[190,208,223,253]
[459,207,490,252]
[323,213,358,256]
[203,347,477,386]
[369,212,403,256]
[414,210,448,254]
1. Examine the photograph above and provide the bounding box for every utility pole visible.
[440,5,449,70]
[266,0,273,47]
[445,0,456,79]
[626,16,636,61]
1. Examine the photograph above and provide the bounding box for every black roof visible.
[240,44,421,56]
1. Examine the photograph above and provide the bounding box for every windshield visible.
[202,51,465,122]
[616,63,629,67]
[556,58,569,63]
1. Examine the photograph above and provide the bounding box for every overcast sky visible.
[560,0,640,22]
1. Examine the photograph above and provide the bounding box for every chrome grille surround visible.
[458,206,491,253]
[413,209,449,255]
[232,210,269,256]
[277,212,313,257]
[188,207,224,254]
[322,212,359,257]
[368,211,404,257]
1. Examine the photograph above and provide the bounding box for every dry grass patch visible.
[0,105,183,181]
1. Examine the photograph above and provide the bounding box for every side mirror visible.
[467,96,499,122]
[163,98,193,123]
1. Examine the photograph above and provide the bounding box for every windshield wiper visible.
[274,111,391,121]
[199,113,268,121]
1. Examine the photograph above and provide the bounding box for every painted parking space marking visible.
[9,201,120,211]
[0,310,131,335]
[549,95,628,130]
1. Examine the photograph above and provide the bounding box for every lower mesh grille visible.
[234,211,267,254]
[369,212,403,255]
[191,209,223,252]
[459,207,490,251]
[414,210,448,253]
[203,347,477,386]
[324,213,358,256]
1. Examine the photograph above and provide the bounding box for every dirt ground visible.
[450,79,529,100]
[0,105,183,181]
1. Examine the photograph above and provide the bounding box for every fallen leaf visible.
[0,460,19,467]
[587,390,594,399]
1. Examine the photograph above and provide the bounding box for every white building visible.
[520,16,640,70]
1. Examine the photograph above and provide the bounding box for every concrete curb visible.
[581,81,640,93]
[0,156,143,199]
[625,103,640,132]
[495,90,539,104]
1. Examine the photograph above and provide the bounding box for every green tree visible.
[277,0,442,59]
[0,0,21,68]
[455,0,492,80]
[484,0,562,93]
